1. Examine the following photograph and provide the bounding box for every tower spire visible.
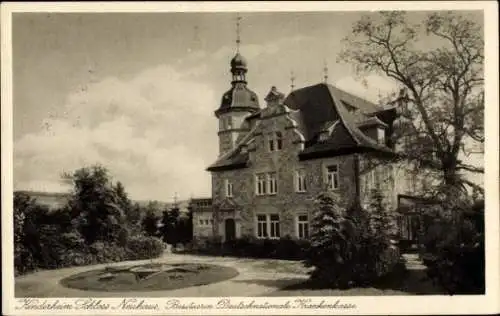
[290,70,296,91]
[323,60,329,83]
[236,13,242,53]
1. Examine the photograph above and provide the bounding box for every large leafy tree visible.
[340,11,484,197]
[63,165,127,244]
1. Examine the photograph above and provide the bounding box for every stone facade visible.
[195,51,434,246]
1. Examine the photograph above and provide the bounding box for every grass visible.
[267,260,447,296]
[59,263,239,292]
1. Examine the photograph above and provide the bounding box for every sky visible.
[12,11,484,202]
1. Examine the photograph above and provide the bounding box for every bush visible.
[420,200,484,294]
[126,235,164,260]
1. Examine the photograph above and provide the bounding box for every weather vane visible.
[236,13,242,53]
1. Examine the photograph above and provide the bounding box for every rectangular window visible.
[327,164,339,190]
[256,214,268,238]
[256,214,280,239]
[275,132,283,150]
[225,179,233,197]
[297,215,309,239]
[268,136,275,151]
[377,127,385,144]
[295,169,307,192]
[267,172,278,195]
[256,173,267,195]
[268,132,283,151]
[270,214,280,238]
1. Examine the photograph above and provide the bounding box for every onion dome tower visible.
[215,14,260,155]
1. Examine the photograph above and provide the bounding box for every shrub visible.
[420,200,484,294]
[126,235,164,260]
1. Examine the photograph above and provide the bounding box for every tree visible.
[63,165,127,244]
[160,207,180,245]
[340,11,484,197]
[142,205,159,237]
[304,192,357,288]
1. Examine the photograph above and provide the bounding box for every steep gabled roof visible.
[295,84,392,159]
[208,83,397,171]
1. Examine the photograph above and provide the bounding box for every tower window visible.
[223,117,233,129]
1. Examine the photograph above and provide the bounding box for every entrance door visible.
[225,218,236,241]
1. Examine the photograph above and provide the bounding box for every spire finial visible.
[323,60,329,83]
[290,70,296,91]
[236,13,242,53]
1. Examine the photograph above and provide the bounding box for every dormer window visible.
[268,132,283,151]
[377,127,385,144]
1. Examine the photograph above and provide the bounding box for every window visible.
[377,127,385,144]
[225,179,233,197]
[268,172,278,195]
[268,132,283,151]
[256,173,267,195]
[326,164,339,190]
[199,217,212,226]
[256,172,277,195]
[297,215,309,239]
[257,215,268,238]
[222,116,233,130]
[275,132,283,150]
[295,169,307,192]
[270,214,280,238]
[256,214,280,239]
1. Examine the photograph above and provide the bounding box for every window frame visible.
[295,168,307,193]
[256,214,268,238]
[326,164,340,190]
[267,172,278,195]
[256,214,280,239]
[268,132,283,152]
[255,173,267,195]
[225,179,233,197]
[296,214,310,239]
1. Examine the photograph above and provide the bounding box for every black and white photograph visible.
[2,1,498,315]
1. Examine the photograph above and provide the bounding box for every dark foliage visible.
[188,235,310,260]
[14,165,165,275]
[420,200,485,294]
[303,190,401,288]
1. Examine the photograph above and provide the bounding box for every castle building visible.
[192,43,437,247]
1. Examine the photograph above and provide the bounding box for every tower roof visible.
[230,53,247,71]
[216,84,260,117]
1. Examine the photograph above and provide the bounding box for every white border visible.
[2,2,499,315]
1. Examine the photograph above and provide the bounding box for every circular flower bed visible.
[60,263,238,292]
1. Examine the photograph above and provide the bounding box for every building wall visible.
[211,104,358,241]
